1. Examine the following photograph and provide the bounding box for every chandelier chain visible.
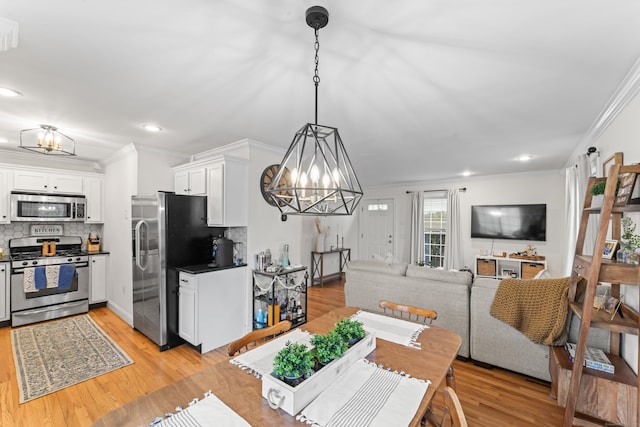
[313,28,320,86]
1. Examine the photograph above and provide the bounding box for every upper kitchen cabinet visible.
[207,156,247,227]
[83,176,104,223]
[173,166,207,196]
[0,170,9,224]
[13,169,83,194]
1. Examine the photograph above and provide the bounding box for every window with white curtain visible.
[424,195,447,267]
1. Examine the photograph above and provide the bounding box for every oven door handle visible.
[135,220,149,271]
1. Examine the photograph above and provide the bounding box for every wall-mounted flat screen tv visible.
[471,204,546,241]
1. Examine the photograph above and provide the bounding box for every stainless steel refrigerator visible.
[131,192,219,350]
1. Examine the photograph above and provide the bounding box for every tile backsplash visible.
[0,223,104,252]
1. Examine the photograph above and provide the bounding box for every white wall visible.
[587,90,640,374]
[358,169,566,275]
[103,144,138,324]
[136,146,188,195]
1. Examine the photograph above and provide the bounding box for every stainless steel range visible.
[9,236,89,326]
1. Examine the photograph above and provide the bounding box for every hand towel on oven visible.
[44,264,75,289]
[23,267,47,292]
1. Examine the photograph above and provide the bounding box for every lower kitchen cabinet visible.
[178,267,247,353]
[0,262,8,321]
[89,254,109,303]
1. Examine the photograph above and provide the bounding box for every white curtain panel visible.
[444,189,463,270]
[564,153,599,274]
[409,191,424,264]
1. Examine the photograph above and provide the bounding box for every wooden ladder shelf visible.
[561,159,640,426]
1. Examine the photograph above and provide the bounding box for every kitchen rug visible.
[11,314,134,403]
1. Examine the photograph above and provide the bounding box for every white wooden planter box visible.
[261,331,376,416]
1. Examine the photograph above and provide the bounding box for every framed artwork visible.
[614,172,637,206]
[602,152,623,178]
[602,240,618,259]
[501,268,515,278]
[603,295,623,320]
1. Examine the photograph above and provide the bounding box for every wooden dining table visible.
[93,306,461,427]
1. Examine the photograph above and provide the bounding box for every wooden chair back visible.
[379,300,438,325]
[227,320,292,357]
[423,386,468,427]
[442,386,468,427]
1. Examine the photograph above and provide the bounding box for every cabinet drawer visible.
[476,259,497,276]
[521,262,544,279]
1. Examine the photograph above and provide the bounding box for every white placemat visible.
[230,329,311,377]
[298,358,430,427]
[153,391,250,427]
[351,311,427,348]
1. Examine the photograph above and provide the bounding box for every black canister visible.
[211,235,234,267]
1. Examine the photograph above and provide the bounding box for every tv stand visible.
[475,255,546,279]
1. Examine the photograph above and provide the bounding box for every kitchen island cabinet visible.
[178,266,247,353]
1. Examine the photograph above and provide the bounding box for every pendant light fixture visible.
[19,124,76,156]
[266,6,363,218]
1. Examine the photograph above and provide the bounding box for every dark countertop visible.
[178,263,247,274]
[88,251,110,255]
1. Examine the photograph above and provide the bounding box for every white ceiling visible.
[1,1,640,187]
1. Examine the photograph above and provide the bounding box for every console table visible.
[310,248,351,286]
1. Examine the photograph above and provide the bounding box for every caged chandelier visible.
[19,124,76,156]
[267,6,363,217]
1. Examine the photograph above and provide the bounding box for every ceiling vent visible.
[0,17,19,51]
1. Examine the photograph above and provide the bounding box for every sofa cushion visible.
[405,265,472,286]
[346,260,408,276]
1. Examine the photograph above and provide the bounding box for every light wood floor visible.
[0,279,570,426]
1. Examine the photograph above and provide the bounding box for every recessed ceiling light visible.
[461,170,472,177]
[516,154,533,162]
[142,124,162,133]
[0,137,9,143]
[0,87,22,97]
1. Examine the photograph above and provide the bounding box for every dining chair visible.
[227,320,292,356]
[378,300,454,386]
[423,386,468,427]
[378,300,438,325]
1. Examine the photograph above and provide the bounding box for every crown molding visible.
[582,57,640,144]
[0,147,101,172]
[102,143,138,166]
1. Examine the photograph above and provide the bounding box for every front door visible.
[358,198,395,260]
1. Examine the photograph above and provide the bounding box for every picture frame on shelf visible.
[614,172,637,206]
[501,268,514,278]
[602,295,623,321]
[602,240,618,259]
[602,152,623,178]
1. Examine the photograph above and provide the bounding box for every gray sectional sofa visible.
[344,260,609,382]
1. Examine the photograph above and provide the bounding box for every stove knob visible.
[32,261,38,265]
[68,258,73,262]
[22,261,28,266]
[76,257,81,261]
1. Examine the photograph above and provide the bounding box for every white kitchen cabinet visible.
[0,262,9,321]
[178,272,198,345]
[89,254,108,303]
[178,267,247,353]
[13,169,83,194]
[84,177,104,223]
[0,170,9,224]
[174,167,206,195]
[206,156,247,227]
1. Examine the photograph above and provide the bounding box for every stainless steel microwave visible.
[10,192,86,222]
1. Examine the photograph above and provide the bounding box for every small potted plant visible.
[617,217,640,264]
[310,330,348,369]
[590,180,619,207]
[272,341,314,387]
[334,318,366,346]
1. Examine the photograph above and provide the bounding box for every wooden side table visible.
[310,248,350,287]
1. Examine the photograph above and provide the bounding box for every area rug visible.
[11,314,134,403]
